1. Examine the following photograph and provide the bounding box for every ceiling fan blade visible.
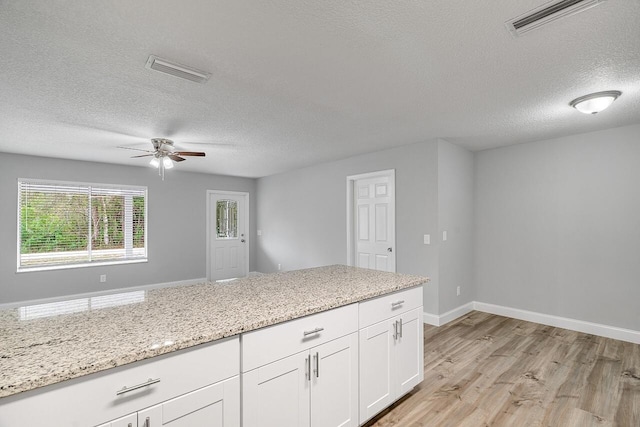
[168,154,186,162]
[180,141,233,147]
[118,146,154,153]
[174,151,206,157]
[131,154,154,158]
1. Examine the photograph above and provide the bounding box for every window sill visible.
[17,258,148,273]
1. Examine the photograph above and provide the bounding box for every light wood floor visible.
[363,311,640,427]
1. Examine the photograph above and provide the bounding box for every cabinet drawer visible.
[242,303,358,372]
[0,336,239,427]
[359,286,423,328]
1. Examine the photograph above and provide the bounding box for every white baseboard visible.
[423,302,474,327]
[422,311,440,326]
[0,278,208,309]
[474,301,640,345]
[425,300,640,344]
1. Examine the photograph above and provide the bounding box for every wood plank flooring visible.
[363,311,640,427]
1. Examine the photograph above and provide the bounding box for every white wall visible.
[256,141,440,314]
[0,153,256,304]
[7,122,636,333]
[474,123,640,331]
[437,140,475,313]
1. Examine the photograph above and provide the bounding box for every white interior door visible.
[208,191,248,281]
[350,171,396,272]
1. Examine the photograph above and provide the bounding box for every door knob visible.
[387,247,393,252]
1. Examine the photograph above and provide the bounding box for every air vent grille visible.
[506,0,605,37]
[145,55,211,83]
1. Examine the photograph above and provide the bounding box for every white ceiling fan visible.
[119,138,206,180]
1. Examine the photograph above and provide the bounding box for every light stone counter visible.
[0,265,427,398]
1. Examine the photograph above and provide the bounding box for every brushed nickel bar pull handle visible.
[305,355,311,381]
[314,352,319,378]
[393,320,398,340]
[145,416,150,427]
[303,327,324,336]
[391,300,405,307]
[399,318,403,338]
[116,378,160,395]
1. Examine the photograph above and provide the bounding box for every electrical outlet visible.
[277,263,281,271]
[257,230,262,236]
[100,274,107,283]
[423,234,430,245]
[456,286,460,296]
[443,231,448,241]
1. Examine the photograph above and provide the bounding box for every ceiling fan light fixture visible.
[570,90,621,114]
[163,157,174,169]
[121,138,206,180]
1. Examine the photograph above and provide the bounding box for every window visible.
[216,199,238,239]
[18,179,147,271]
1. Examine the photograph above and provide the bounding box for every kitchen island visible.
[0,265,428,426]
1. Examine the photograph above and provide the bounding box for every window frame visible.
[17,178,148,272]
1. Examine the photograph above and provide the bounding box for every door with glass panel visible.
[208,191,248,281]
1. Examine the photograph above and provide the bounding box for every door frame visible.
[346,169,396,271]
[206,190,250,281]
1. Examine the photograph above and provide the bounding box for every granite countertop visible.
[0,265,427,398]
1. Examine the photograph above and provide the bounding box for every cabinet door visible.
[359,319,394,424]
[310,333,359,427]
[137,376,240,427]
[243,351,310,427]
[395,308,424,397]
[96,413,137,427]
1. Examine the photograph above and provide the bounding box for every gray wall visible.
[437,140,475,313]
[0,153,256,304]
[256,141,440,314]
[474,123,640,331]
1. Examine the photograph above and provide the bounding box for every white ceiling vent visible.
[145,55,211,83]
[506,0,605,37]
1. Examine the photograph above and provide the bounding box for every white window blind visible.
[18,179,147,271]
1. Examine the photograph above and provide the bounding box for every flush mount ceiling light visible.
[569,90,622,114]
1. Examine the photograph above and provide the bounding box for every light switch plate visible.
[443,231,447,241]
[423,234,430,245]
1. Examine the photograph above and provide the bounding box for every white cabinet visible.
[98,376,239,427]
[0,284,425,427]
[0,337,240,427]
[359,318,394,419]
[311,333,359,427]
[137,376,240,427]
[395,308,423,396]
[359,288,424,424]
[98,375,240,427]
[242,304,359,427]
[97,413,137,427]
[244,332,358,427]
[243,349,310,427]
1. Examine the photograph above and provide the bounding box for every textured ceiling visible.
[0,0,639,178]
